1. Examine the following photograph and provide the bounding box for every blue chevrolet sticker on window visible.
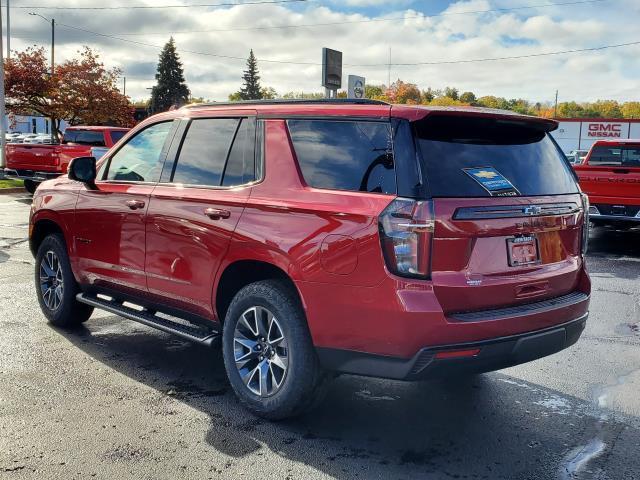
[463,167,519,196]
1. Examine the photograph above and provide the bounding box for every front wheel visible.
[222,280,328,419]
[35,234,93,327]
[23,179,39,194]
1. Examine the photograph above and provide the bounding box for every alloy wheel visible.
[233,306,289,397]
[39,250,64,311]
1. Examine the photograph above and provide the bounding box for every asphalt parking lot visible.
[0,192,639,480]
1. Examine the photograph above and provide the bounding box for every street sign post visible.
[348,75,365,99]
[321,48,342,98]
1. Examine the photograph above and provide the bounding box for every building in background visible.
[3,114,69,135]
[553,119,640,153]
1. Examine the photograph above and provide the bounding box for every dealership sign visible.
[552,119,640,152]
[586,122,623,138]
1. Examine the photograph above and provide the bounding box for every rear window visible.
[63,130,105,146]
[588,145,640,167]
[415,116,578,197]
[288,120,395,194]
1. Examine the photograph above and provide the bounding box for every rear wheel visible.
[23,179,39,194]
[222,280,328,419]
[35,234,93,327]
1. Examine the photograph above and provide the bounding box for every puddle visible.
[559,437,606,479]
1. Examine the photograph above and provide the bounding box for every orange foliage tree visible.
[4,46,134,140]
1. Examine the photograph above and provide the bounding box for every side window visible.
[105,121,173,182]
[172,118,239,186]
[110,130,127,144]
[222,118,256,186]
[287,120,395,194]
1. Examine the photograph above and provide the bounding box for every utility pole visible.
[28,13,54,75]
[554,90,559,118]
[51,18,55,76]
[6,0,10,60]
[123,77,126,96]
[29,13,55,142]
[0,3,7,174]
[387,47,391,87]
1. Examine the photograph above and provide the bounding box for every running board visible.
[76,293,219,347]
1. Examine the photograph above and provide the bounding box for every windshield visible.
[415,115,579,197]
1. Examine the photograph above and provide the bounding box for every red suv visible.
[29,100,591,419]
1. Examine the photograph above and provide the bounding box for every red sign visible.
[587,123,622,138]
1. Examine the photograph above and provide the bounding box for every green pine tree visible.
[149,38,190,113]
[239,50,263,100]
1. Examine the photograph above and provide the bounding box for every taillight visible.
[580,193,589,255]
[378,198,434,279]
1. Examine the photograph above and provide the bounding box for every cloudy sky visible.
[6,0,640,103]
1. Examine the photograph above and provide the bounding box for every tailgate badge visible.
[523,206,542,216]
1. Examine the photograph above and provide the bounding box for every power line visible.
[350,41,640,66]
[4,0,309,10]
[57,0,610,36]
[55,21,640,67]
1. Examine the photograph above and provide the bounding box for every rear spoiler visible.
[391,105,558,133]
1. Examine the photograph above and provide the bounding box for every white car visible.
[5,133,24,143]
[567,149,588,165]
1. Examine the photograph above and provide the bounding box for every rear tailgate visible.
[6,144,60,172]
[413,113,586,314]
[432,194,583,313]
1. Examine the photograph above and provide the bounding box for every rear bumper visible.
[4,168,61,182]
[317,313,588,380]
[590,203,640,223]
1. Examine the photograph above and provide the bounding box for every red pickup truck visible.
[574,139,640,227]
[4,126,129,193]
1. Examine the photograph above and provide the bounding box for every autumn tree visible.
[460,91,477,104]
[365,84,385,99]
[4,46,134,140]
[622,102,640,119]
[385,80,421,104]
[149,37,190,113]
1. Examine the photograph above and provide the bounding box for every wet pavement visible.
[0,192,639,479]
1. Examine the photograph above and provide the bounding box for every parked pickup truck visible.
[574,139,640,227]
[4,126,129,193]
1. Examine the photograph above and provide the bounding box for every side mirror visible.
[68,156,97,186]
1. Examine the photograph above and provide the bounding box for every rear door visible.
[414,114,584,314]
[144,113,257,319]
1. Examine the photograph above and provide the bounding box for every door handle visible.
[125,199,146,210]
[204,207,231,220]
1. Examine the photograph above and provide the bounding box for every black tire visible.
[35,233,93,327]
[222,280,328,420]
[23,179,39,194]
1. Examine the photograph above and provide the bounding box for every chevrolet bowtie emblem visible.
[523,206,542,215]
[474,170,499,179]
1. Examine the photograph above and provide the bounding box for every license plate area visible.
[611,205,627,216]
[507,235,540,267]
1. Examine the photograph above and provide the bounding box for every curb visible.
[0,187,26,195]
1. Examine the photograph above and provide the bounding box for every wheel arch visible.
[30,215,67,257]
[214,258,304,325]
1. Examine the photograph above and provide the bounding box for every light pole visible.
[6,0,10,60]
[0,2,7,174]
[29,13,54,76]
[29,13,55,143]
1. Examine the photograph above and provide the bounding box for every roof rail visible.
[182,98,389,109]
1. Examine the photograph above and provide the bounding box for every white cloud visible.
[7,0,639,103]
